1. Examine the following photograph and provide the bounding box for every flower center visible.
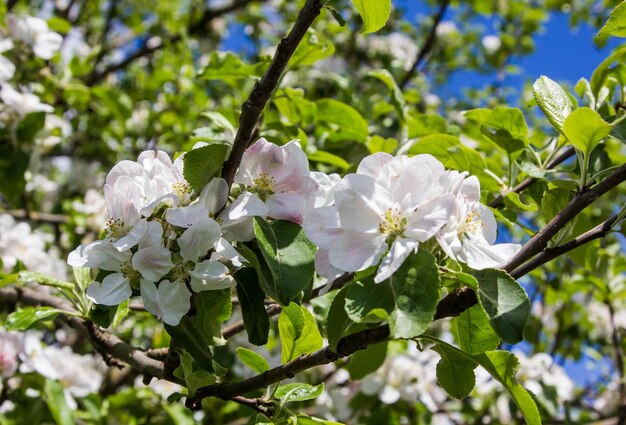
[252,172,276,200]
[458,209,485,237]
[106,218,130,238]
[379,208,406,236]
[172,181,192,203]
[172,264,190,283]
[120,260,140,279]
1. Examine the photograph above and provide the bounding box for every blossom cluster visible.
[68,138,520,325]
[0,328,104,411]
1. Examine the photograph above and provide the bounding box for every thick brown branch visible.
[399,0,450,90]
[188,325,390,407]
[488,146,576,209]
[504,162,626,272]
[220,0,323,187]
[510,214,619,278]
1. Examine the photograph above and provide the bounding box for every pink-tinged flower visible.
[234,138,318,224]
[304,153,455,283]
[436,172,521,270]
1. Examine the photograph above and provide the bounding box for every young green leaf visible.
[599,1,626,37]
[344,280,393,323]
[315,98,369,143]
[473,269,530,344]
[6,307,69,331]
[351,0,391,33]
[253,218,317,305]
[192,289,232,346]
[431,345,477,399]
[455,304,501,355]
[44,379,75,425]
[562,107,613,155]
[464,107,529,153]
[182,142,231,193]
[385,250,441,339]
[278,303,323,363]
[175,349,217,396]
[289,29,336,68]
[274,383,325,402]
[236,347,270,374]
[532,76,574,133]
[199,51,267,84]
[347,341,387,380]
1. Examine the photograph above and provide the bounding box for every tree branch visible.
[398,0,450,90]
[220,0,323,187]
[503,161,626,272]
[85,0,264,85]
[509,214,619,279]
[488,146,576,209]
[186,325,390,408]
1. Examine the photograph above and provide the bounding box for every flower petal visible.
[132,247,173,281]
[374,238,420,283]
[177,216,221,262]
[86,273,131,305]
[303,206,343,251]
[335,174,392,233]
[189,260,235,292]
[329,230,387,272]
[404,195,455,242]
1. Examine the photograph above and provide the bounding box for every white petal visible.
[335,174,392,233]
[374,238,420,283]
[314,250,344,295]
[141,279,191,325]
[461,238,521,270]
[88,241,131,271]
[189,261,235,292]
[404,195,455,242]
[0,56,15,81]
[477,203,498,244]
[303,206,343,250]
[214,238,246,267]
[33,32,62,60]
[356,152,394,179]
[86,273,131,305]
[137,220,164,250]
[227,192,268,220]
[166,203,208,228]
[266,192,307,224]
[329,231,387,272]
[199,178,229,215]
[132,247,173,281]
[177,216,221,262]
[112,219,148,251]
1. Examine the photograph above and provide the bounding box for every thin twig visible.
[399,0,450,90]
[488,146,576,208]
[220,0,323,187]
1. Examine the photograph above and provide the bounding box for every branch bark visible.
[220,0,323,187]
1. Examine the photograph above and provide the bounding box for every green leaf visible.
[6,307,68,331]
[407,113,447,138]
[294,415,344,425]
[165,317,214,372]
[465,107,529,153]
[455,304,500,355]
[316,98,369,143]
[599,1,626,37]
[90,304,118,328]
[367,69,405,119]
[253,218,317,305]
[274,88,317,125]
[532,76,574,133]
[407,134,487,176]
[200,51,267,84]
[236,347,270,373]
[0,144,29,205]
[385,251,441,339]
[473,351,542,425]
[192,289,232,346]
[289,29,335,68]
[111,300,129,327]
[44,379,75,425]
[278,303,323,363]
[367,135,398,154]
[326,285,355,351]
[325,6,346,26]
[182,142,231,193]
[351,0,391,33]
[274,383,324,402]
[175,349,216,396]
[474,269,530,344]
[562,107,613,155]
[347,341,387,380]
[431,345,477,399]
[17,271,74,290]
[345,280,393,323]
[234,266,270,346]
[307,150,350,170]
